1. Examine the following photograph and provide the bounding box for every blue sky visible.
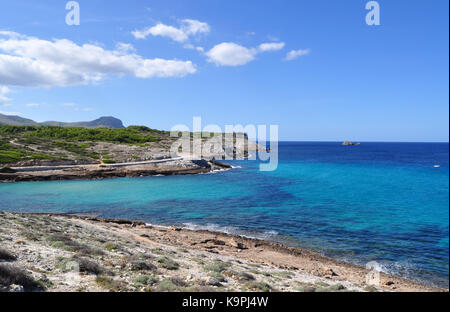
[0,0,448,142]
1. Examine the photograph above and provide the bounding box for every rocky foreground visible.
[0,212,445,292]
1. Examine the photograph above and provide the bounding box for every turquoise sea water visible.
[0,142,448,287]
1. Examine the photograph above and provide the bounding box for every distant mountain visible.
[0,113,39,126]
[0,113,125,129]
[42,116,125,129]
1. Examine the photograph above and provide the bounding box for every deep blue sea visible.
[1,142,448,287]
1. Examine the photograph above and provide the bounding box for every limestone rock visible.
[228,239,245,249]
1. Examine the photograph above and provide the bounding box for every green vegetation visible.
[208,272,227,282]
[46,234,104,256]
[327,283,346,291]
[130,261,157,272]
[0,138,55,164]
[244,281,272,292]
[134,274,159,286]
[53,142,99,159]
[156,256,180,270]
[104,242,119,251]
[0,125,160,144]
[95,276,124,291]
[364,285,378,292]
[0,264,44,291]
[203,260,231,273]
[315,281,330,287]
[155,277,186,292]
[0,125,167,165]
[56,256,110,276]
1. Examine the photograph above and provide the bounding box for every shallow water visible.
[1,142,448,287]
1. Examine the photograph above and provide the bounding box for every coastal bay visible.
[1,142,448,291]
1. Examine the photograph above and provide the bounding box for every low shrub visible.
[0,264,43,291]
[134,275,159,286]
[203,260,230,273]
[130,261,157,272]
[245,281,272,292]
[0,248,17,261]
[95,276,124,291]
[156,257,180,270]
[47,234,104,256]
[155,278,186,292]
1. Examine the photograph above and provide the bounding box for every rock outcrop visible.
[0,159,231,182]
[342,141,361,146]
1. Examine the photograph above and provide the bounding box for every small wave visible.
[342,257,448,288]
[231,165,243,169]
[198,168,231,175]
[145,222,171,229]
[181,222,279,240]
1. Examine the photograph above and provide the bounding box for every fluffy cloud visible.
[284,49,310,61]
[206,41,285,66]
[133,24,187,42]
[206,42,255,66]
[0,32,197,88]
[258,42,285,52]
[0,85,11,105]
[132,19,210,42]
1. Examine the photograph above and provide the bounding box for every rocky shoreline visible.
[0,159,232,182]
[0,212,446,292]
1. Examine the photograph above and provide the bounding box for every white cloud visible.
[26,103,41,107]
[63,102,76,107]
[258,42,285,52]
[0,31,26,39]
[132,19,210,42]
[182,19,210,36]
[0,110,21,116]
[183,43,205,53]
[284,49,310,61]
[0,32,197,88]
[0,85,11,105]
[206,42,255,66]
[206,41,286,66]
[133,23,187,42]
[183,43,195,50]
[115,42,136,54]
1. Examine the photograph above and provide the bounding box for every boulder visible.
[207,277,222,287]
[228,239,245,249]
